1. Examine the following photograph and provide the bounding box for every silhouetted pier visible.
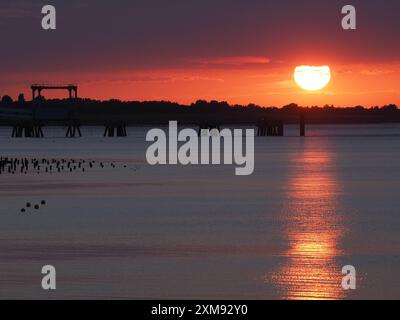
[3,84,308,138]
[5,117,307,138]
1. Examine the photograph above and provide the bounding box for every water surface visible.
[1,124,400,299]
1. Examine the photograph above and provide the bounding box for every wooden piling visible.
[104,124,127,137]
[257,119,284,137]
[11,124,44,138]
[300,114,305,137]
[66,124,82,138]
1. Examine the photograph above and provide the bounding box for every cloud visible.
[360,69,395,76]
[192,56,271,66]
[0,8,35,18]
[0,1,37,18]
[80,74,225,85]
[273,80,297,89]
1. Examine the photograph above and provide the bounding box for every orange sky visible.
[2,61,400,107]
[1,1,400,107]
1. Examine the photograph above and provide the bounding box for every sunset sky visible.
[1,0,400,107]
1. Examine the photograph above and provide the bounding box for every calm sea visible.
[0,124,400,299]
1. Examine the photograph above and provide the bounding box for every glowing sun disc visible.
[294,66,331,91]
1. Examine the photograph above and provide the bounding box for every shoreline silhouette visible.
[1,94,399,126]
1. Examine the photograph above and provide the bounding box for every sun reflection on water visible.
[271,149,345,300]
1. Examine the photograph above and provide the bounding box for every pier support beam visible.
[66,124,82,138]
[257,119,284,137]
[104,125,127,137]
[12,124,44,138]
[198,123,221,136]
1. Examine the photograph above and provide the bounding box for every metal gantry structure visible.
[31,84,78,100]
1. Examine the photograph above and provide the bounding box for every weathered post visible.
[300,114,305,137]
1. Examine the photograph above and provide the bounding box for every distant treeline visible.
[1,94,400,125]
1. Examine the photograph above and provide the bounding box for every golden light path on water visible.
[270,146,345,300]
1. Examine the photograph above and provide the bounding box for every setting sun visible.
[294,66,331,91]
